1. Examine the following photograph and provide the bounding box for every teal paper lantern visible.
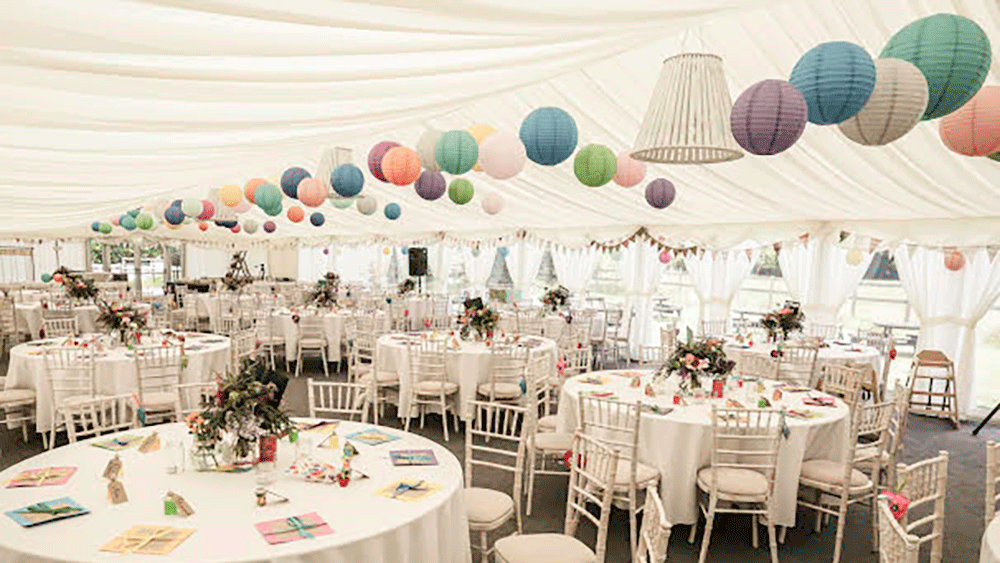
[41,273,52,283]
[99,222,112,234]
[448,178,474,205]
[520,107,578,165]
[127,208,141,218]
[310,212,325,226]
[435,131,479,175]
[880,14,991,120]
[384,203,401,220]
[255,184,282,211]
[91,221,101,232]
[331,198,353,209]
[120,214,136,231]
[789,42,876,125]
[262,204,283,217]
[331,164,364,198]
[573,145,617,187]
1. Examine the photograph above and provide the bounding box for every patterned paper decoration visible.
[789,42,876,125]
[243,219,259,234]
[467,124,496,171]
[244,178,267,204]
[944,249,965,271]
[414,171,446,201]
[573,144,617,187]
[435,131,479,175]
[384,203,401,220]
[136,213,154,230]
[645,178,676,209]
[310,212,325,226]
[330,164,364,198]
[415,129,443,172]
[939,86,1000,157]
[448,178,474,205]
[120,215,136,231]
[880,13,991,120]
[368,141,400,182]
[263,221,276,233]
[520,107,578,165]
[99,222,112,234]
[837,59,928,146]
[730,79,808,155]
[164,206,185,225]
[357,195,378,216]
[280,167,311,199]
[197,201,215,220]
[287,205,304,223]
[297,177,327,207]
[381,147,422,186]
[481,192,503,215]
[220,184,242,207]
[478,131,527,180]
[613,151,647,187]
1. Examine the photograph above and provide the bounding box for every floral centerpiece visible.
[307,272,340,307]
[221,272,251,292]
[96,300,148,345]
[397,278,416,296]
[760,301,804,342]
[457,297,500,340]
[541,285,570,314]
[59,270,99,301]
[656,328,735,394]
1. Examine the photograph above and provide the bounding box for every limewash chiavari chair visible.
[43,346,96,449]
[404,337,458,440]
[229,329,257,373]
[295,315,328,378]
[818,364,866,408]
[808,323,840,340]
[877,500,920,563]
[0,375,35,443]
[307,379,367,422]
[523,363,573,517]
[894,451,948,563]
[635,485,672,563]
[478,343,527,403]
[254,309,286,371]
[175,381,217,418]
[637,344,663,369]
[659,323,677,358]
[740,354,779,381]
[62,393,138,444]
[42,316,78,338]
[133,344,184,425]
[776,341,820,387]
[699,319,727,339]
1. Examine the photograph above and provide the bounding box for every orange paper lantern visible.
[944,249,965,271]
[244,178,267,203]
[287,205,304,222]
[939,86,1000,156]
[198,222,208,232]
[381,147,422,186]
[297,177,327,207]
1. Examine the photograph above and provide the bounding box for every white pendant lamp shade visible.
[631,53,744,164]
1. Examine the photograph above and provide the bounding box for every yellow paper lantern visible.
[467,124,496,172]
[220,184,242,208]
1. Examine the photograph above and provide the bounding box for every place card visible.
[100,525,195,555]
[5,466,77,488]
[92,434,143,451]
[345,428,400,447]
[5,497,89,527]
[375,479,442,502]
[103,455,123,480]
[294,420,340,433]
[139,432,161,453]
[389,449,438,467]
[255,513,333,545]
[108,479,128,504]
[579,375,610,385]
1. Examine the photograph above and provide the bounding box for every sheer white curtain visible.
[506,241,544,302]
[684,249,759,324]
[551,246,600,298]
[185,246,228,279]
[461,245,496,296]
[777,233,875,325]
[429,243,457,295]
[895,246,1000,417]
[336,245,371,285]
[297,246,335,281]
[615,244,662,358]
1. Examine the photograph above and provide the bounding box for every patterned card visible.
[255,513,333,545]
[389,449,438,466]
[91,435,143,451]
[6,497,88,527]
[345,428,400,446]
[5,467,77,488]
[374,479,442,503]
[579,375,610,385]
[100,525,195,555]
[294,420,340,434]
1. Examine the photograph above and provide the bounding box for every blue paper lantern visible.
[789,42,876,125]
[331,164,364,198]
[384,203,401,220]
[170,199,182,208]
[280,167,311,198]
[120,215,136,231]
[164,206,185,225]
[214,219,237,229]
[519,107,578,165]
[91,221,101,232]
[310,212,325,226]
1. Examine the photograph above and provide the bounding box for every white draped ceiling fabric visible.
[685,249,760,326]
[777,233,876,326]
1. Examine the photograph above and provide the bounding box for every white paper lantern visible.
[845,248,864,265]
[416,129,442,172]
[838,58,929,146]
[482,193,504,215]
[356,195,378,216]
[478,131,527,180]
[243,219,259,234]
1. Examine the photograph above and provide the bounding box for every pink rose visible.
[685,353,695,363]
[780,308,791,315]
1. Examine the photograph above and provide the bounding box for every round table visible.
[376,332,558,419]
[556,369,851,528]
[724,341,883,378]
[0,420,471,563]
[15,304,152,341]
[271,309,389,363]
[4,332,230,433]
[197,294,286,327]
[983,516,1000,563]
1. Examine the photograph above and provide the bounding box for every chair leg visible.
[440,395,449,442]
[752,513,759,549]
[629,486,638,560]
[778,525,787,544]
[526,447,537,516]
[698,497,717,563]
[321,347,329,378]
[295,348,302,377]
[479,531,489,563]
[766,507,779,563]
[688,517,698,543]
[832,496,849,563]
[814,489,823,533]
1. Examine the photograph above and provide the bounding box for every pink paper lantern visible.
[613,151,647,187]
[658,250,671,264]
[297,177,326,207]
[287,205,304,223]
[111,216,120,226]
[231,224,241,234]
[263,221,276,233]
[198,200,215,220]
[481,192,504,215]
[944,249,965,271]
[368,141,400,182]
[940,86,1000,156]
[478,131,527,180]
[198,222,209,232]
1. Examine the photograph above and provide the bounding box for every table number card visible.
[101,525,195,555]
[254,513,333,545]
[5,497,89,527]
[5,467,77,488]
[345,428,400,447]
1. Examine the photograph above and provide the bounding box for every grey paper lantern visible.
[645,179,676,209]
[730,79,808,155]
[838,59,928,146]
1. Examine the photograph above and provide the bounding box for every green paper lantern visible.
[99,222,112,234]
[331,198,353,209]
[573,144,617,187]
[435,131,479,175]
[448,178,474,205]
[136,213,154,230]
[880,14,991,120]
[254,184,282,211]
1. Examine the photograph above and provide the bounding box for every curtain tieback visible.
[920,316,977,329]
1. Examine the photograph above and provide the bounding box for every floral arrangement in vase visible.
[221,272,251,292]
[397,278,416,296]
[96,301,148,345]
[458,297,499,340]
[308,272,340,307]
[541,285,570,314]
[59,269,99,301]
[656,327,735,394]
[760,301,804,342]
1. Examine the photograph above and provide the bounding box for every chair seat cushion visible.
[855,443,890,465]
[538,415,557,432]
[140,391,177,408]
[613,460,660,487]
[494,533,595,563]
[477,382,522,399]
[358,370,398,384]
[697,467,769,497]
[800,459,871,489]
[464,487,514,529]
[299,338,327,348]
[414,380,459,395]
[533,432,572,451]
[0,388,36,404]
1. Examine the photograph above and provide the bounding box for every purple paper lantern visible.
[645,179,676,209]
[414,170,446,201]
[367,141,400,182]
[730,80,808,155]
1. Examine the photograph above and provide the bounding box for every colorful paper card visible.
[374,479,442,502]
[91,435,143,451]
[345,428,399,446]
[100,525,195,555]
[5,467,77,488]
[255,513,333,545]
[787,409,824,419]
[5,497,88,527]
[389,449,438,466]
[579,375,610,385]
[294,420,340,433]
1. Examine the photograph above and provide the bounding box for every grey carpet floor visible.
[1,356,993,563]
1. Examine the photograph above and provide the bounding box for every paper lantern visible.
[414,170,446,201]
[789,42,876,125]
[384,203,401,220]
[170,199,182,209]
[98,222,112,234]
[383,247,391,255]
[214,219,237,229]
[220,184,242,207]
[110,215,120,226]
[944,249,965,271]
[837,59,928,146]
[280,167,311,199]
[880,14,991,120]
[435,131,479,175]
[120,215,136,231]
[846,248,864,266]
[645,179,676,209]
[297,177,327,207]
[381,147,422,186]
[198,222,209,232]
[479,131,527,180]
[231,225,241,234]
[331,164,364,198]
[52,273,63,283]
[41,273,51,283]
[658,250,671,264]
[467,124,496,171]
[520,107,578,165]
[331,198,353,209]
[481,193,503,215]
[416,129,443,172]
[287,205,304,223]
[127,208,140,218]
[310,212,325,227]
[988,152,1000,162]
[164,206,185,225]
[500,247,509,258]
[730,79,808,155]
[90,221,101,232]
[244,178,267,203]
[357,195,378,216]
[263,221,276,233]
[136,213,154,230]
[244,219,258,234]
[254,184,282,211]
[234,199,251,214]
[368,141,400,182]
[263,205,282,217]
[448,178,474,205]
[612,152,647,187]
[573,145,617,187]
[939,87,1000,157]
[323,248,330,255]
[198,200,215,220]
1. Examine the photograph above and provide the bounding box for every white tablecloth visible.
[983,516,1000,563]
[3,332,230,433]
[271,310,389,363]
[377,333,558,419]
[0,420,471,563]
[723,342,883,377]
[15,304,152,340]
[556,369,850,528]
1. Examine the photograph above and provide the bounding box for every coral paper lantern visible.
[280,167,311,199]
[939,86,1000,157]
[645,179,676,209]
[384,203,401,220]
[944,249,965,271]
[467,124,496,171]
[613,151,646,187]
[658,250,672,264]
[244,178,267,203]
[481,192,503,215]
[381,147,422,186]
[520,107,578,166]
[198,222,209,232]
[838,59,929,146]
[220,184,242,208]
[448,178,474,205]
[198,200,215,220]
[880,14,991,120]
[287,205,304,223]
[368,141,400,182]
[415,171,446,201]
[310,212,325,227]
[479,131,527,180]
[573,144,617,187]
[330,164,364,198]
[730,79,808,155]
[357,195,378,216]
[263,221,276,233]
[297,177,327,207]
[435,131,479,175]
[231,225,241,234]
[789,42,876,125]
[415,129,442,172]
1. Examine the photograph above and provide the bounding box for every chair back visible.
[43,317,78,338]
[776,342,819,386]
[847,400,896,482]
[708,406,784,498]
[560,345,592,378]
[739,354,778,380]
[634,485,672,563]
[298,315,325,343]
[406,337,447,385]
[887,382,911,466]
[877,501,920,563]
[465,400,527,532]
[44,346,96,404]
[518,316,544,337]
[819,364,866,408]
[565,432,620,563]
[894,450,948,554]
[700,319,727,339]
[988,441,1000,525]
[0,295,17,335]
[524,353,552,417]
[578,396,641,464]
[637,344,663,368]
[63,393,138,443]
[482,343,527,400]
[133,344,183,402]
[659,324,677,357]
[175,381,217,418]
[307,380,367,421]
[808,323,839,340]
[230,329,257,370]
